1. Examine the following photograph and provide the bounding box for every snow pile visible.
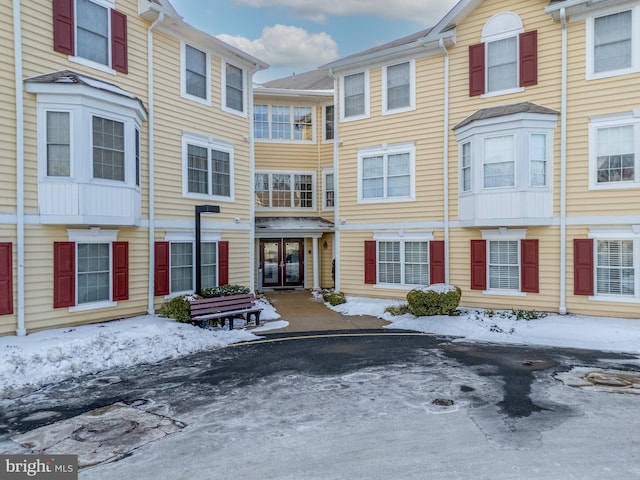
[0,298,281,399]
[415,283,458,294]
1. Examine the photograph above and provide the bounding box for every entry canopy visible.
[255,217,334,237]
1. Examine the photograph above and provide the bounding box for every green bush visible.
[323,291,346,306]
[200,284,249,298]
[406,284,462,316]
[158,295,197,323]
[385,303,410,316]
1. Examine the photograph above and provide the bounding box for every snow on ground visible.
[0,299,280,399]
[331,296,640,355]
[2,292,639,399]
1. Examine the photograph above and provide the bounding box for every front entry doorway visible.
[260,239,305,288]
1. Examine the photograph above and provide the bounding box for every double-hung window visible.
[341,71,369,121]
[577,229,640,302]
[169,241,218,294]
[364,232,444,288]
[587,8,639,79]
[358,143,415,203]
[471,230,539,295]
[183,133,234,200]
[46,111,71,177]
[383,60,415,114]
[182,43,210,104]
[53,0,128,74]
[324,105,335,141]
[254,172,315,210]
[483,135,515,188]
[323,170,335,210]
[589,114,639,189]
[223,62,246,115]
[93,116,125,181]
[469,12,537,97]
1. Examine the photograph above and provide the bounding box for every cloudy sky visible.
[168,0,459,83]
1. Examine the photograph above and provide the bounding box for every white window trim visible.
[254,105,316,144]
[340,70,370,122]
[255,170,317,211]
[382,59,416,116]
[480,11,524,97]
[67,228,119,312]
[357,142,416,204]
[372,231,433,289]
[322,104,335,143]
[481,228,527,297]
[588,226,640,303]
[180,41,212,107]
[68,0,116,75]
[585,5,640,81]
[164,231,222,297]
[36,99,142,189]
[588,112,640,191]
[323,168,335,211]
[182,132,235,202]
[222,60,247,117]
[455,113,557,196]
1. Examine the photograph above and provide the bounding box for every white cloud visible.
[232,0,454,25]
[218,24,339,69]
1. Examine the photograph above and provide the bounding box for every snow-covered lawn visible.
[1,294,639,399]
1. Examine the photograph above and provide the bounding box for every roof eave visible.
[322,31,455,73]
[544,0,618,20]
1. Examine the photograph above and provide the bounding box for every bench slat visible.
[189,293,263,330]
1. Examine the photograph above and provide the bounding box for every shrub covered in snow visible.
[200,285,250,298]
[385,304,410,316]
[158,295,197,323]
[323,291,346,306]
[406,284,461,316]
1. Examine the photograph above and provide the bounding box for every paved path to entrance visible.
[263,290,389,333]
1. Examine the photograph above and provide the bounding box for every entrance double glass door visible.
[261,239,304,288]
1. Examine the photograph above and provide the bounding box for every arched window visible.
[469,12,538,96]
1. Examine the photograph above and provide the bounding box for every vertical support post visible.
[195,205,220,295]
[312,236,320,291]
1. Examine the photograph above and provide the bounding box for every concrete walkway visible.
[262,290,389,333]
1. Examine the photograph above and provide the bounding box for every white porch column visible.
[312,236,320,290]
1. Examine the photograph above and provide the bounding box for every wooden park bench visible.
[189,293,263,330]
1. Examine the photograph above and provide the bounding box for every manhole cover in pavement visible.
[555,368,640,394]
[12,403,185,469]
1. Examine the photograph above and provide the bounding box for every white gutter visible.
[147,12,164,315]
[13,0,25,336]
[329,68,340,292]
[559,7,568,315]
[439,39,451,283]
[248,72,257,293]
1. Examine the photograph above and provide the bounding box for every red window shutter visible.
[54,242,76,308]
[574,239,594,296]
[469,43,485,97]
[470,240,486,290]
[519,30,538,87]
[364,240,377,285]
[154,242,170,296]
[0,243,13,315]
[218,241,229,286]
[111,10,128,73]
[112,242,129,301]
[430,241,445,285]
[520,239,539,293]
[53,0,75,55]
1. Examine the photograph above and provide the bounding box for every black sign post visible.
[195,205,220,295]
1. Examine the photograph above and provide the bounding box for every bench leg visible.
[228,317,234,330]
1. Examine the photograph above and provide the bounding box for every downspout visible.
[13,0,25,336]
[439,38,451,283]
[328,68,340,291]
[559,7,568,315]
[147,12,164,315]
[248,71,256,293]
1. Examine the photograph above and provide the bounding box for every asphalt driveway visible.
[1,331,639,479]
